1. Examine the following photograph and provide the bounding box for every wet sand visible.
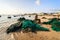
[0,19,17,40]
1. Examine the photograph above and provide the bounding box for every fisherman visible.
[35,14,41,24]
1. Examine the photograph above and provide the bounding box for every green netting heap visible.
[18,17,25,21]
[42,18,60,31]
[51,21,60,32]
[7,18,49,34]
[42,18,58,25]
[21,20,49,31]
[50,18,60,31]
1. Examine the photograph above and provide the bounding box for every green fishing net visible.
[7,18,49,34]
[42,18,60,31]
[51,21,60,31]
[21,20,49,31]
[42,18,58,24]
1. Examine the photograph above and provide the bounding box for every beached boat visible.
[7,16,11,19]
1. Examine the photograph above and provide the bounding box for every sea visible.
[0,15,19,23]
[0,15,35,24]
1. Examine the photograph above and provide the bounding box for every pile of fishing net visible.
[42,18,60,31]
[6,17,49,34]
[51,21,60,31]
[42,18,58,25]
[21,20,49,31]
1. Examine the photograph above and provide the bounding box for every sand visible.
[13,24,60,40]
[13,31,60,40]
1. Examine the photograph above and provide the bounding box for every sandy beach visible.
[0,0,60,40]
[0,19,60,40]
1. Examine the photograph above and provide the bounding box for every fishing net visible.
[21,20,49,31]
[7,18,49,34]
[42,18,58,25]
[42,18,60,31]
[18,17,25,21]
[51,21,60,31]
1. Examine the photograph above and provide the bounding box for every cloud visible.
[35,0,40,6]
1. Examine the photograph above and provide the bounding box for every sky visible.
[0,0,60,15]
